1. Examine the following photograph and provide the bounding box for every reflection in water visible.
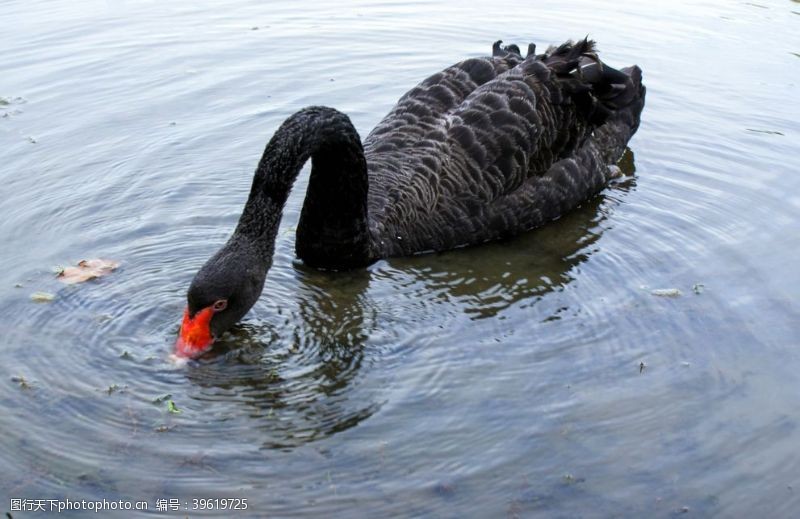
[181,150,636,448]
[385,148,637,320]
[184,269,380,449]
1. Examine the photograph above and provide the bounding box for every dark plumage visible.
[177,38,646,357]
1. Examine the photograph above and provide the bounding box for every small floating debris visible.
[154,424,175,433]
[250,26,259,30]
[166,400,181,414]
[11,375,33,390]
[14,283,23,288]
[639,361,646,373]
[651,288,682,297]
[30,291,55,303]
[57,258,119,284]
[681,361,691,367]
[692,283,705,294]
[1,96,26,104]
[27,136,37,144]
[105,384,124,395]
[562,473,585,485]
[152,393,172,404]
[746,128,784,136]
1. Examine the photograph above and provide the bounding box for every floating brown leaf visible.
[57,259,119,284]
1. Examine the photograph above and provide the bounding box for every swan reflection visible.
[382,148,637,319]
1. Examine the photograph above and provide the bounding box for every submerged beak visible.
[175,307,215,358]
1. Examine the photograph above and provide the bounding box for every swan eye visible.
[212,299,228,312]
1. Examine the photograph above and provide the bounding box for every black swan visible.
[175,38,645,358]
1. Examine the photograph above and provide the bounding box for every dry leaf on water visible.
[57,259,120,284]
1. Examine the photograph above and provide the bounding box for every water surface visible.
[2,0,799,516]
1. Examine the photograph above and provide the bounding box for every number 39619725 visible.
[191,498,248,510]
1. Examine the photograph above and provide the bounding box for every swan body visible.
[175,38,646,358]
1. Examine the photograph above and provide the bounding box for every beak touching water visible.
[174,307,215,358]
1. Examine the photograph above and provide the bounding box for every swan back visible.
[361,39,645,256]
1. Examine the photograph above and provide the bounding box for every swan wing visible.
[364,40,644,255]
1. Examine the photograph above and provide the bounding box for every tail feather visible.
[490,37,644,133]
[537,38,644,129]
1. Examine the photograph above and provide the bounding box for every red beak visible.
[175,306,215,358]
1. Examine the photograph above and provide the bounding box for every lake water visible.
[2,0,799,516]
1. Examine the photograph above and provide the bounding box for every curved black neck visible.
[233,106,371,269]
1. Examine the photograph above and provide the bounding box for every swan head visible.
[175,240,268,359]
